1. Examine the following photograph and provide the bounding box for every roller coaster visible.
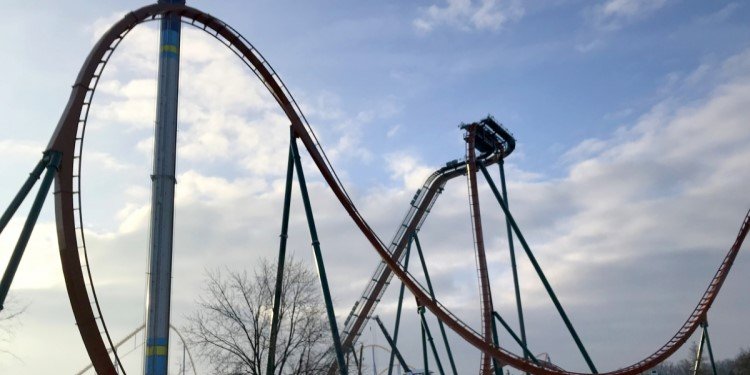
[0,3,747,374]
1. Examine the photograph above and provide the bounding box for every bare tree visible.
[733,348,750,374]
[185,258,333,374]
[0,298,25,359]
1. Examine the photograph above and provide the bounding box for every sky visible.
[0,0,749,373]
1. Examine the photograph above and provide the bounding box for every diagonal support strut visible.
[290,134,348,374]
[266,130,297,375]
[478,162,598,374]
[0,151,61,310]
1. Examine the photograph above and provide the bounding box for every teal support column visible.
[499,161,528,364]
[0,158,47,235]
[375,316,411,373]
[349,345,360,372]
[702,322,718,375]
[492,311,540,364]
[388,236,413,375]
[0,151,60,310]
[290,136,347,374]
[266,133,296,375]
[479,163,597,374]
[490,315,503,375]
[413,234,457,375]
[419,308,445,375]
[694,321,718,375]
[693,327,707,375]
[421,316,429,375]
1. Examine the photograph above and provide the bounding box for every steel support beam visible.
[349,345,360,373]
[420,307,446,375]
[693,326,707,375]
[290,136,347,374]
[0,151,61,310]
[490,314,503,375]
[266,133,296,375]
[703,322,718,375]
[0,158,47,235]
[413,234,458,375]
[499,160,528,364]
[375,316,411,373]
[693,321,718,375]
[479,162,598,374]
[388,236,413,375]
[492,311,540,365]
[422,316,429,375]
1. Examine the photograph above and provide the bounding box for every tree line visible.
[646,343,750,375]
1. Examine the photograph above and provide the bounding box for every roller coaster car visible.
[445,159,460,168]
[462,115,516,156]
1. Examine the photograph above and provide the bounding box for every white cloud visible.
[696,2,742,25]
[386,124,401,138]
[577,0,670,52]
[0,140,46,161]
[88,12,127,41]
[385,152,435,190]
[575,39,603,53]
[561,138,609,164]
[600,0,668,19]
[414,0,524,34]
[297,92,404,169]
[85,151,135,171]
[592,0,669,31]
[506,52,750,367]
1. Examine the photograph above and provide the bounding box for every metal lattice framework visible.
[0,3,748,375]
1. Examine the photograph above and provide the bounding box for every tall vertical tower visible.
[144,1,184,374]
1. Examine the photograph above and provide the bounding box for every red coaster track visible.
[40,3,749,374]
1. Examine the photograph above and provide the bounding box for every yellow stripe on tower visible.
[161,45,179,54]
[145,345,168,356]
